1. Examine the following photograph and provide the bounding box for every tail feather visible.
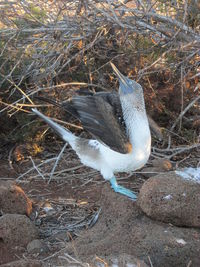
[32,108,76,145]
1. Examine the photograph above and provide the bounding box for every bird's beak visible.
[110,62,129,88]
[110,63,133,95]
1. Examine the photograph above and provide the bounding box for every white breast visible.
[100,114,151,172]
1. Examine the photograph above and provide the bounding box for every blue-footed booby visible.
[32,63,152,200]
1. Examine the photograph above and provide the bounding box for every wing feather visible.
[36,93,162,146]
[64,93,130,154]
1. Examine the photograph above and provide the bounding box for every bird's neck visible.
[121,99,151,153]
[128,110,151,171]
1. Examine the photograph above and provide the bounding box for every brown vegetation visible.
[0,1,199,153]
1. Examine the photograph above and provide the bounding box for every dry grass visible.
[0,1,199,94]
[0,0,199,173]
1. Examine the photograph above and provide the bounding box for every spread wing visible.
[63,92,131,154]
[36,92,162,153]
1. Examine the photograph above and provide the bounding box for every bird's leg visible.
[109,176,137,200]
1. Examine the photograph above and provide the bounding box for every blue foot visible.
[109,177,137,200]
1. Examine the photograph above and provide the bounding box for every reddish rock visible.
[0,181,32,216]
[142,159,173,178]
[0,214,39,247]
[152,158,172,170]
[138,172,200,227]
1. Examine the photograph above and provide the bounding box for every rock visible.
[0,160,16,178]
[48,231,70,242]
[138,172,200,227]
[27,239,48,254]
[152,158,172,170]
[65,184,200,267]
[142,159,173,178]
[141,167,164,178]
[0,181,32,216]
[0,214,39,246]
[0,260,42,267]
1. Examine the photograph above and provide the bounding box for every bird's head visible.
[111,63,144,108]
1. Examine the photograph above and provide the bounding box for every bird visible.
[32,63,154,200]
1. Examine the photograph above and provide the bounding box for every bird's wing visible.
[36,93,162,151]
[94,93,163,141]
[63,92,131,154]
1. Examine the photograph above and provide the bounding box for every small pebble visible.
[27,239,48,254]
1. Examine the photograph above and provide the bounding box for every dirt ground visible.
[0,147,200,267]
[0,156,103,265]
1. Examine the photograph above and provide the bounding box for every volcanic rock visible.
[138,172,200,227]
[0,181,32,216]
[142,159,173,178]
[65,184,200,267]
[0,214,39,247]
[27,239,48,254]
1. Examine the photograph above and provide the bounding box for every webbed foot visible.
[109,177,137,200]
